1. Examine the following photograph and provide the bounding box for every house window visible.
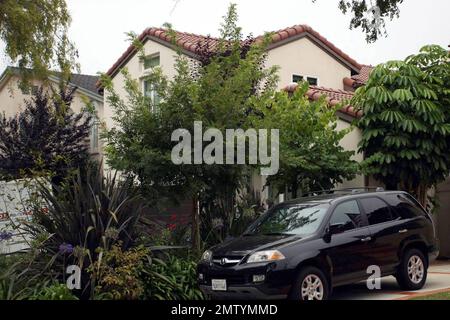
[19,85,39,95]
[143,54,160,71]
[292,75,304,83]
[306,77,318,86]
[292,74,319,86]
[143,80,161,111]
[90,120,99,153]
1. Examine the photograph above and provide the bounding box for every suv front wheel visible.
[289,266,330,301]
[396,248,428,290]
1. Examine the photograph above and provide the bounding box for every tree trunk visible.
[191,196,201,253]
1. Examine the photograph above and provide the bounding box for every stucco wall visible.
[105,40,182,130]
[335,118,365,188]
[265,37,352,90]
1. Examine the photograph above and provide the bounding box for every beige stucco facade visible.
[265,37,352,90]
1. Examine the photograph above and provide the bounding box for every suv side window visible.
[360,197,393,225]
[329,200,364,234]
[384,193,426,219]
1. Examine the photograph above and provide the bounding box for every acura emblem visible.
[221,258,227,265]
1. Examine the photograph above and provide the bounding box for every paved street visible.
[332,260,450,300]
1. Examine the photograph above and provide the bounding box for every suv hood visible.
[212,234,302,257]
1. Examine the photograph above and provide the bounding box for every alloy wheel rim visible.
[407,255,424,284]
[301,274,324,300]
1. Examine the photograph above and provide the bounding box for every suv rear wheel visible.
[396,248,427,290]
[289,266,329,301]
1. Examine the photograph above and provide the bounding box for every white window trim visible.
[141,53,161,74]
[291,73,320,86]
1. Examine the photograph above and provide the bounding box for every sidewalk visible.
[332,260,450,300]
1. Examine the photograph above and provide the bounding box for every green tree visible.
[353,45,450,205]
[0,0,77,78]
[252,82,358,198]
[102,4,278,251]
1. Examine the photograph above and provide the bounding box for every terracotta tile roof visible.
[260,25,362,71]
[104,28,220,80]
[102,24,364,87]
[343,64,374,89]
[284,83,362,118]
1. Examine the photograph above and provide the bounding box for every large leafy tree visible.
[0,87,92,181]
[353,45,450,205]
[102,4,277,250]
[252,82,358,198]
[0,0,77,77]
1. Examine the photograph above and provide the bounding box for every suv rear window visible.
[360,197,393,225]
[384,193,427,219]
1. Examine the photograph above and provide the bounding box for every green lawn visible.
[412,291,450,300]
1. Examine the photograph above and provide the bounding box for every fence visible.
[0,179,40,255]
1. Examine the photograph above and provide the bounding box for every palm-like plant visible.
[17,164,146,297]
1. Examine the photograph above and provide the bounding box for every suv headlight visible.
[247,250,285,264]
[201,250,213,262]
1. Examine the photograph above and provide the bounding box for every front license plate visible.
[212,279,227,291]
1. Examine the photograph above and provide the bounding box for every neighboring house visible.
[0,66,103,155]
[99,24,372,202]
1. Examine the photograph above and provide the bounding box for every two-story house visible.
[99,24,373,200]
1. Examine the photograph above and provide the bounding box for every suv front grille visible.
[212,255,244,267]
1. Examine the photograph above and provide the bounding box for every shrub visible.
[31,283,78,300]
[143,253,204,300]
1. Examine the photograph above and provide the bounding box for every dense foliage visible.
[253,82,358,198]
[0,88,92,181]
[0,0,77,78]
[353,45,450,204]
[102,5,278,251]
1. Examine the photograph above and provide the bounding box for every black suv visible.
[197,189,439,300]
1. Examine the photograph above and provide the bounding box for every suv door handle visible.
[360,237,372,243]
[398,229,408,234]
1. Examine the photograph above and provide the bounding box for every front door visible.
[325,200,372,285]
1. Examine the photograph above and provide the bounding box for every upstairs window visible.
[143,80,161,111]
[143,54,160,70]
[19,84,39,96]
[292,74,318,86]
[292,75,304,83]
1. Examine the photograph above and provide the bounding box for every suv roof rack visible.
[301,187,385,198]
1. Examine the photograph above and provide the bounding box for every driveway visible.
[332,260,450,300]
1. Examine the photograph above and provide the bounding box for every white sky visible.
[1,0,449,75]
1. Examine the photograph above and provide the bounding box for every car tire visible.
[289,266,329,301]
[396,248,428,291]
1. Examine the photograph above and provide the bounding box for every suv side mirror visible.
[323,226,332,243]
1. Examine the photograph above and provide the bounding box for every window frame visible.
[325,199,367,235]
[142,53,160,72]
[357,196,395,227]
[291,73,320,86]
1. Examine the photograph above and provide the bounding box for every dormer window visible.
[292,74,319,86]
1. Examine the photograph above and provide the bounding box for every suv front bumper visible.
[200,284,288,300]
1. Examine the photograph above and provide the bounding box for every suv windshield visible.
[245,203,330,236]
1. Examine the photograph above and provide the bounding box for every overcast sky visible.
[1,0,449,76]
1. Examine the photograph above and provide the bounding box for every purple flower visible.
[58,243,74,255]
[0,231,13,242]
